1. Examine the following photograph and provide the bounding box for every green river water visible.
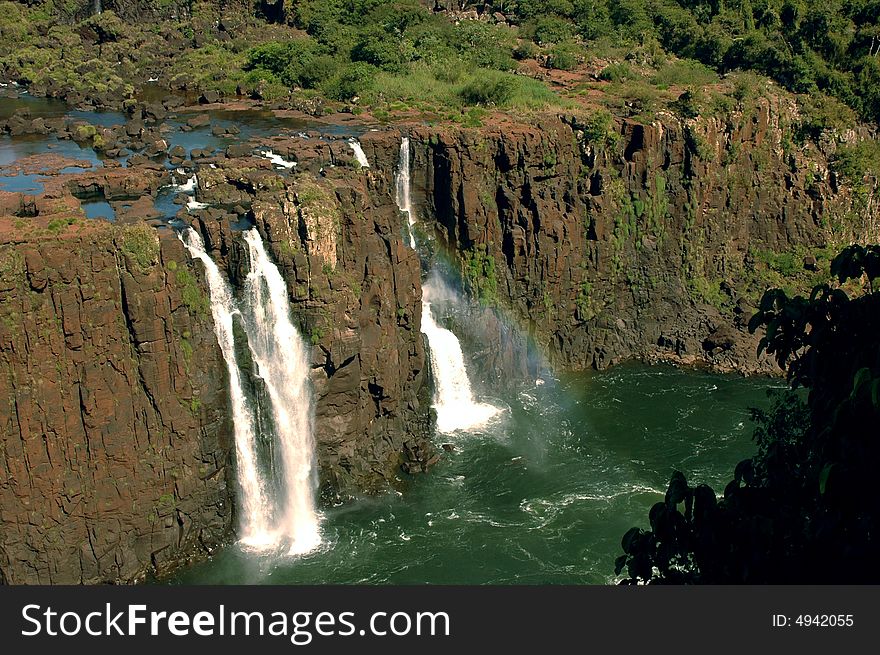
[175,364,779,585]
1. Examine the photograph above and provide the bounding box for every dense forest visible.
[1,1,878,124]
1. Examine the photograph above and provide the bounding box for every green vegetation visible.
[575,280,599,321]
[3,0,878,132]
[173,266,210,318]
[119,224,159,271]
[46,217,77,234]
[506,0,880,124]
[747,246,835,301]
[243,4,569,116]
[617,244,880,583]
[831,140,880,187]
[179,337,193,363]
[652,59,718,89]
[579,109,619,148]
[462,244,499,306]
[687,275,732,311]
[0,248,22,279]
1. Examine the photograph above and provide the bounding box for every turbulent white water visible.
[348,139,370,168]
[421,292,502,433]
[175,175,196,193]
[240,228,321,555]
[171,174,208,210]
[262,149,297,169]
[178,228,274,547]
[395,138,500,433]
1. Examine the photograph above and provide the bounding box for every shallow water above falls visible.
[174,364,779,585]
[0,95,366,195]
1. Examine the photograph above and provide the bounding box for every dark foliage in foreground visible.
[616,245,880,583]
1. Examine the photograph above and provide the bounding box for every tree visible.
[615,244,880,584]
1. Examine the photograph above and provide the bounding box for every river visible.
[174,364,778,585]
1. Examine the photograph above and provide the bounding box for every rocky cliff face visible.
[0,94,873,584]
[0,125,435,583]
[0,220,231,584]
[188,153,434,498]
[378,99,874,376]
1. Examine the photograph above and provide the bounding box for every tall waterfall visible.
[240,228,321,555]
[93,0,102,15]
[395,138,500,433]
[396,137,416,249]
[178,228,274,547]
[179,227,320,555]
[348,139,370,168]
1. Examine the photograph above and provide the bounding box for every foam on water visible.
[261,149,296,169]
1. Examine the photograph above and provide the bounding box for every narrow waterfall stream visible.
[396,137,416,249]
[180,227,321,555]
[348,139,370,168]
[394,137,501,433]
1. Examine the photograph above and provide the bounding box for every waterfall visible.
[93,0,102,15]
[348,139,370,168]
[171,174,208,211]
[395,137,416,249]
[421,291,503,433]
[240,228,321,555]
[261,150,297,170]
[178,228,274,547]
[175,175,196,194]
[395,137,500,433]
[179,227,321,555]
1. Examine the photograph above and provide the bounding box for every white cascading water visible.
[240,228,321,555]
[175,174,196,193]
[261,150,297,170]
[171,174,208,211]
[178,228,274,547]
[395,137,500,433]
[421,291,502,433]
[396,137,417,249]
[348,139,370,168]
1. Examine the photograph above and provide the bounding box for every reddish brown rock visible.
[0,220,231,584]
[356,101,875,377]
[192,166,434,498]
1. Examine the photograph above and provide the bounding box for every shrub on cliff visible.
[321,61,377,101]
[546,42,581,71]
[246,40,337,89]
[119,224,160,271]
[458,72,515,107]
[615,244,880,583]
[832,141,880,187]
